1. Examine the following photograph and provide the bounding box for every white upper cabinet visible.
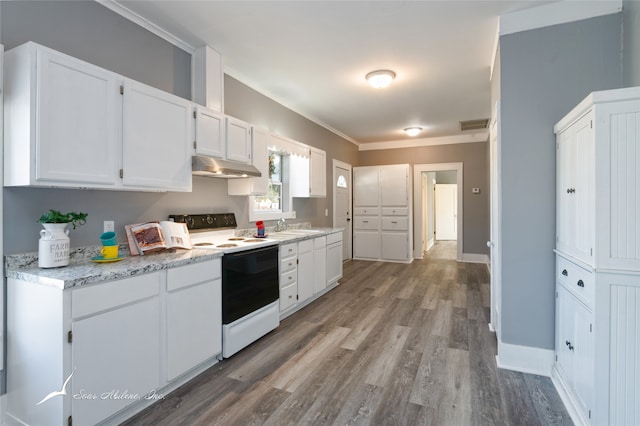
[194,105,225,158]
[4,42,192,192]
[122,79,192,192]
[225,116,252,163]
[4,42,120,187]
[227,126,269,195]
[309,147,327,197]
[192,45,223,114]
[380,164,410,207]
[354,166,380,206]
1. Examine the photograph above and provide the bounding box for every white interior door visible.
[435,184,457,240]
[333,160,352,260]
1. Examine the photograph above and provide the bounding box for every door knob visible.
[487,241,494,248]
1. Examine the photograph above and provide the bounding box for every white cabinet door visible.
[297,241,314,302]
[572,297,593,420]
[380,164,409,207]
[167,279,221,381]
[354,230,380,259]
[354,167,380,206]
[122,79,192,191]
[556,113,594,263]
[227,127,269,195]
[225,116,251,163]
[555,285,573,381]
[37,48,119,186]
[313,237,327,294]
[309,148,327,197]
[326,236,343,286]
[194,105,225,158]
[71,297,161,426]
[381,232,409,261]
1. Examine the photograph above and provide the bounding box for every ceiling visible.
[114,1,555,146]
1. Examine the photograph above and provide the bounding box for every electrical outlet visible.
[103,221,115,233]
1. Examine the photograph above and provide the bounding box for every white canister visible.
[38,223,71,268]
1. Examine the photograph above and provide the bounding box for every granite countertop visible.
[4,227,344,290]
[4,246,222,290]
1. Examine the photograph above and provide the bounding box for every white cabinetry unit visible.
[279,242,298,312]
[297,239,314,302]
[279,233,342,319]
[326,231,343,287]
[4,42,192,192]
[6,258,222,426]
[166,260,222,381]
[313,236,327,294]
[225,116,252,164]
[194,105,225,158]
[192,45,223,114]
[227,126,269,195]
[290,146,327,198]
[552,87,640,426]
[353,164,412,263]
[121,79,192,191]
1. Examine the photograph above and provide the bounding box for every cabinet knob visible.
[566,188,576,194]
[577,279,584,288]
[561,269,568,276]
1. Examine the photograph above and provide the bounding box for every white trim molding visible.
[359,133,487,152]
[413,163,464,262]
[462,253,489,265]
[496,340,555,377]
[99,1,196,53]
[499,0,622,36]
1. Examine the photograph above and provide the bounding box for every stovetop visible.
[169,213,278,253]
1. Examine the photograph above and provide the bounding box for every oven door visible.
[222,245,279,324]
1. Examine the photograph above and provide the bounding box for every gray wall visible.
[498,13,622,350]
[359,142,489,255]
[624,0,640,86]
[0,1,357,254]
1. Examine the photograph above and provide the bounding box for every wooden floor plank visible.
[124,242,572,426]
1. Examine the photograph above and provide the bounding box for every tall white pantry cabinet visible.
[353,164,412,263]
[552,87,640,426]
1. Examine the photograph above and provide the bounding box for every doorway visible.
[333,160,352,261]
[413,163,463,261]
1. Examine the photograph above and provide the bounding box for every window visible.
[250,151,295,222]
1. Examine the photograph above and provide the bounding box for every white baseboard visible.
[462,253,489,265]
[495,340,554,377]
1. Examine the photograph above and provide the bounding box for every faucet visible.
[276,217,287,232]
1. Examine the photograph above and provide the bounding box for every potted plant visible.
[37,209,88,268]
[38,209,88,229]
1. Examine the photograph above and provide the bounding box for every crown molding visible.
[499,0,623,36]
[98,0,195,53]
[358,132,488,152]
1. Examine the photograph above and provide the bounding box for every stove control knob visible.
[185,216,195,228]
[206,215,214,225]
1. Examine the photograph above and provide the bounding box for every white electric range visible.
[169,213,280,358]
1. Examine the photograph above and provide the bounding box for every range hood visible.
[192,155,261,179]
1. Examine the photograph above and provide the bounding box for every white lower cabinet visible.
[555,280,593,422]
[166,260,222,381]
[297,239,314,302]
[6,258,222,426]
[313,236,327,294]
[326,232,343,286]
[279,232,342,319]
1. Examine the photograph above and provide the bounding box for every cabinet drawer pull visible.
[566,188,576,194]
[391,221,398,224]
[577,279,584,288]
[561,269,568,276]
[363,220,369,223]
[565,340,574,351]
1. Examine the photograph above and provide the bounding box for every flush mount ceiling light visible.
[404,127,422,137]
[366,70,396,89]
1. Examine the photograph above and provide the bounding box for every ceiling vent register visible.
[460,118,489,131]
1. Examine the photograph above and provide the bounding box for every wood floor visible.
[124,242,572,426]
